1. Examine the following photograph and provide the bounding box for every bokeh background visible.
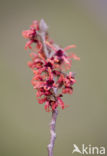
[0,0,107,156]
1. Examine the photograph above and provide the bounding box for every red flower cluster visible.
[22,19,80,112]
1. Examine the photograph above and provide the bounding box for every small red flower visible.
[44,101,50,112]
[22,29,36,40]
[38,97,47,104]
[62,87,73,94]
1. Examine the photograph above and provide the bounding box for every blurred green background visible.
[0,0,107,156]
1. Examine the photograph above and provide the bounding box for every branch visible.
[38,20,58,156]
[23,19,79,156]
[48,109,58,156]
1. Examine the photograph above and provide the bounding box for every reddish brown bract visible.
[22,19,79,112]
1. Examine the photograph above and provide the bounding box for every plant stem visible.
[48,109,58,156]
[38,21,58,156]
